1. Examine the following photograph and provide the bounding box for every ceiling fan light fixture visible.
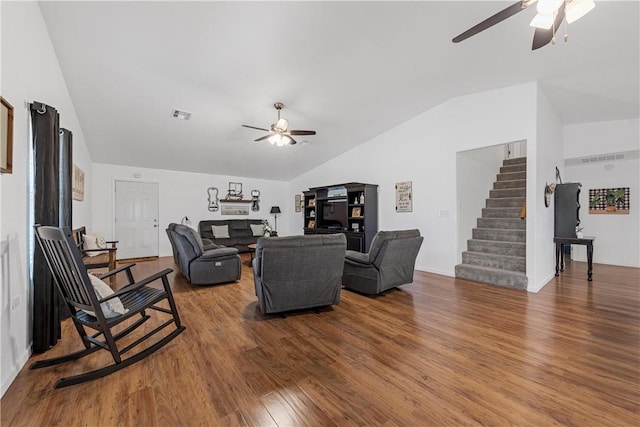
[275,118,289,131]
[565,0,595,23]
[530,12,555,29]
[537,0,564,15]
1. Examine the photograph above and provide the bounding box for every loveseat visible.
[166,223,241,285]
[198,219,264,253]
[253,234,347,314]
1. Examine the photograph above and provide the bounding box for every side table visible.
[554,236,595,281]
[247,243,257,266]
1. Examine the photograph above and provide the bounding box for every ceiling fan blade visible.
[286,136,298,145]
[452,1,529,43]
[242,124,270,132]
[254,134,272,142]
[532,3,566,50]
[287,130,317,136]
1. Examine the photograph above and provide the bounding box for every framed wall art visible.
[589,187,630,214]
[295,194,302,212]
[72,164,85,201]
[395,181,412,212]
[1,96,14,174]
[221,204,250,216]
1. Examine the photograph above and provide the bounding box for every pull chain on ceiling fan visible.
[452,0,596,50]
[242,102,316,146]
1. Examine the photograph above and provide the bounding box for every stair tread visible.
[475,227,525,232]
[469,239,525,246]
[487,196,526,200]
[456,264,527,276]
[463,251,525,261]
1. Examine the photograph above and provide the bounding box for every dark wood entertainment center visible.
[303,183,378,252]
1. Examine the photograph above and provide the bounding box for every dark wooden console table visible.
[554,236,595,281]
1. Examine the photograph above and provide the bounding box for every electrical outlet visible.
[11,296,20,310]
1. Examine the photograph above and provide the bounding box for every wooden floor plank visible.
[2,255,638,426]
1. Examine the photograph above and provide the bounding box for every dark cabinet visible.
[554,183,581,238]
[345,233,365,252]
[303,183,378,252]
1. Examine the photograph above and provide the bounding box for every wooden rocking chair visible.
[32,225,185,389]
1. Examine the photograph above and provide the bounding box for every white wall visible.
[456,144,505,263]
[287,83,538,279]
[563,119,640,267]
[530,87,564,292]
[92,164,289,257]
[0,2,93,396]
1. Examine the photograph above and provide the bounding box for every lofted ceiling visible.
[39,1,639,181]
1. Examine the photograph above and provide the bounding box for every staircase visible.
[455,157,528,290]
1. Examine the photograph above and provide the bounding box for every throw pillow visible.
[249,223,264,237]
[83,274,129,318]
[83,233,108,257]
[211,225,230,239]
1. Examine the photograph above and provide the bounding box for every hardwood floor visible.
[2,255,639,426]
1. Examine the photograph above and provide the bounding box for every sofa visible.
[342,229,423,295]
[198,219,265,253]
[252,234,347,315]
[166,223,241,285]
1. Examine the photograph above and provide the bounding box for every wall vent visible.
[171,109,192,120]
[579,153,624,164]
[565,150,639,167]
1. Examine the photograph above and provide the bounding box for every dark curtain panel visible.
[31,102,71,352]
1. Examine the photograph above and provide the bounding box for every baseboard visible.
[528,273,554,293]
[415,265,454,277]
[1,346,31,398]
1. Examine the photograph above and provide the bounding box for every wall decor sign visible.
[1,96,14,174]
[589,187,630,214]
[221,204,250,216]
[295,194,302,212]
[207,187,219,212]
[395,181,413,212]
[72,164,85,201]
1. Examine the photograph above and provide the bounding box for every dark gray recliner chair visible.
[167,223,217,265]
[253,234,347,314]
[166,224,241,285]
[342,229,423,295]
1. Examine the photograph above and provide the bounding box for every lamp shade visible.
[270,206,281,214]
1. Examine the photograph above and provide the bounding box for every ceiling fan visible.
[242,102,316,146]
[452,0,596,50]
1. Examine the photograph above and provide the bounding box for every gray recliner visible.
[253,234,347,315]
[342,229,423,295]
[166,224,241,285]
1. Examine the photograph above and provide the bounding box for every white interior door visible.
[115,181,159,259]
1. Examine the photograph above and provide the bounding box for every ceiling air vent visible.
[171,109,192,120]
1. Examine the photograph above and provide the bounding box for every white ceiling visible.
[39,1,639,181]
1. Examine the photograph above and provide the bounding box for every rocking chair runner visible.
[32,225,185,389]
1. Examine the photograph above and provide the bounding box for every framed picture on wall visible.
[295,194,302,212]
[395,181,412,212]
[72,164,85,201]
[1,96,14,174]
